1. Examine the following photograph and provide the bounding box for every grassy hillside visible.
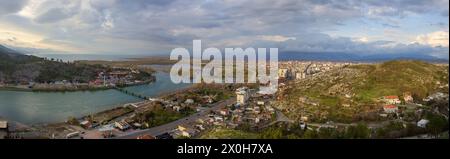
[199,128,260,139]
[277,60,449,123]
[353,60,448,102]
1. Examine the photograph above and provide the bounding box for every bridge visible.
[112,86,150,100]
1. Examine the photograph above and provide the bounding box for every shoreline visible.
[0,78,156,93]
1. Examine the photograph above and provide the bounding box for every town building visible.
[257,101,265,106]
[137,134,156,139]
[219,109,229,116]
[383,105,398,113]
[383,96,401,104]
[295,72,306,80]
[417,119,430,128]
[114,121,131,131]
[66,131,80,139]
[278,68,290,79]
[0,120,8,139]
[185,99,195,104]
[173,105,181,112]
[236,87,249,105]
[80,120,92,129]
[403,92,414,103]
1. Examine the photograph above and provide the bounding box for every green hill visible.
[277,60,449,122]
[0,45,105,83]
[353,60,448,102]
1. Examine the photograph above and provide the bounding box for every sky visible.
[0,0,448,59]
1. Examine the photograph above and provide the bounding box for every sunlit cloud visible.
[415,31,449,47]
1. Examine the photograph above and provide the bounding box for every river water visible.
[0,72,190,124]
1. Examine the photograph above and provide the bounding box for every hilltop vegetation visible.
[352,60,449,102]
[277,60,449,123]
[0,45,108,83]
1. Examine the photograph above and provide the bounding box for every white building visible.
[173,106,181,112]
[417,119,429,128]
[257,101,265,106]
[295,72,306,80]
[185,99,194,104]
[278,69,290,79]
[383,96,401,104]
[0,120,7,139]
[114,121,130,131]
[236,87,249,105]
[403,92,414,103]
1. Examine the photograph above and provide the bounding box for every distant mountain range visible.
[279,51,449,63]
[2,44,448,64]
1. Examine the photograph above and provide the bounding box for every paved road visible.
[115,98,236,139]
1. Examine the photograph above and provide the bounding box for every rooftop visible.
[383,105,397,109]
[384,96,399,99]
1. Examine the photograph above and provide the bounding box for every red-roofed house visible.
[383,105,398,113]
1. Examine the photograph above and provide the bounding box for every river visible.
[0,71,190,125]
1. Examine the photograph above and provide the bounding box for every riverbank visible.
[0,78,156,93]
[0,86,33,92]
[22,84,197,138]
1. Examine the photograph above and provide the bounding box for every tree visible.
[259,127,283,139]
[426,115,448,138]
[345,123,370,139]
[302,130,318,139]
[318,128,340,139]
[286,134,301,139]
[67,116,79,125]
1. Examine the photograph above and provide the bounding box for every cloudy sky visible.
[0,0,448,58]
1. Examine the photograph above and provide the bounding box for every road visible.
[115,98,236,139]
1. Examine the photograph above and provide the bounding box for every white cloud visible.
[259,35,296,42]
[415,31,449,47]
[353,37,369,43]
[101,11,114,30]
